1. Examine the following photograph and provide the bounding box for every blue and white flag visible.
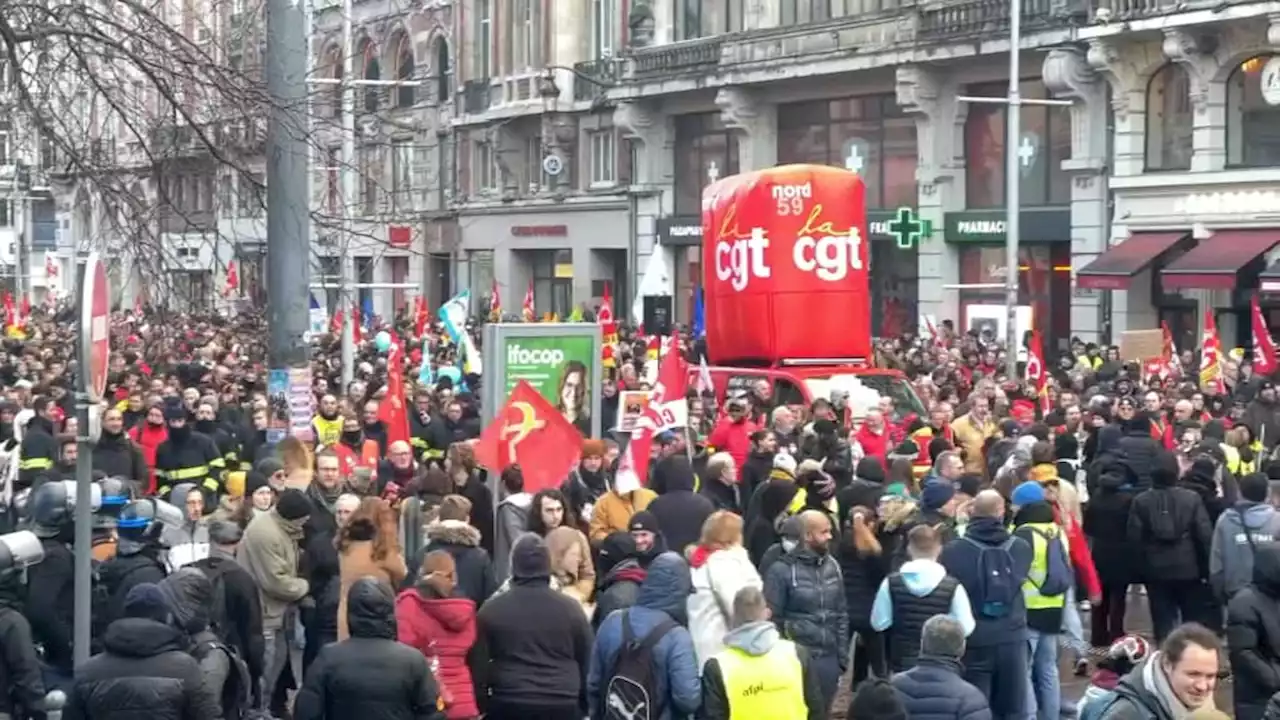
[437,289,470,343]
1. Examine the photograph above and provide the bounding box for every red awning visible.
[1076,232,1190,290]
[1161,230,1280,291]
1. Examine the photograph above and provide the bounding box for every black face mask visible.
[195,420,217,435]
[341,430,363,446]
[169,424,191,441]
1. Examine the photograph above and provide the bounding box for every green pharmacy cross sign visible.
[886,207,933,249]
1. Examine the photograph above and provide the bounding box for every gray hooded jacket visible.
[1211,501,1280,600]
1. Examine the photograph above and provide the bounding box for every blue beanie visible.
[124,582,172,623]
[920,480,956,511]
[1011,480,1046,508]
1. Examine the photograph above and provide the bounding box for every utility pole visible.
[310,6,422,389]
[264,0,312,368]
[954,0,1071,381]
[339,0,356,389]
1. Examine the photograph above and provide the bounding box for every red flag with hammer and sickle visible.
[474,380,583,494]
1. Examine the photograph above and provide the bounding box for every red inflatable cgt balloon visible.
[701,164,870,366]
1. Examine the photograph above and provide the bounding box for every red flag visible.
[223,261,239,297]
[1201,310,1225,394]
[18,296,29,327]
[1160,321,1181,378]
[474,380,584,494]
[1252,294,1277,376]
[1026,330,1050,416]
[521,281,536,322]
[351,301,364,344]
[413,296,430,339]
[653,330,687,404]
[614,403,665,492]
[600,283,618,369]
[331,308,344,336]
[3,293,14,329]
[377,331,412,451]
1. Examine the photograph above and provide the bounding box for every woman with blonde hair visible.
[544,525,595,614]
[336,496,408,639]
[686,510,762,669]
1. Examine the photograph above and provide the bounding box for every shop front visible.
[656,216,703,326]
[1103,183,1280,350]
[944,208,1073,352]
[455,205,631,318]
[868,209,924,337]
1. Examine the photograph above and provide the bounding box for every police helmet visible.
[28,481,102,538]
[92,476,135,529]
[116,498,183,554]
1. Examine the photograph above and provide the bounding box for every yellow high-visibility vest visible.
[715,639,808,720]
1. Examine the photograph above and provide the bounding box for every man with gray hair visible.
[700,586,825,720]
[889,615,991,720]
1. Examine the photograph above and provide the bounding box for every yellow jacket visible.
[589,488,657,543]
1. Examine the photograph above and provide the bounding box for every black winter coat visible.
[455,473,495,556]
[413,520,497,605]
[1127,483,1213,583]
[92,431,149,490]
[1228,544,1280,720]
[837,543,886,632]
[763,547,849,663]
[0,597,46,720]
[26,537,74,673]
[1083,469,1138,587]
[646,457,714,556]
[889,656,992,720]
[295,579,445,720]
[63,618,220,720]
[475,577,593,711]
[1117,427,1163,492]
[301,488,341,640]
[100,550,169,627]
[188,553,265,683]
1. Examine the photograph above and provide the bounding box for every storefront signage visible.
[1173,190,1280,216]
[655,216,703,246]
[868,208,933,249]
[943,209,1072,244]
[511,225,568,237]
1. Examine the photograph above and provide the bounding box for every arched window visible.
[1145,63,1193,171]
[394,36,415,108]
[434,37,451,104]
[361,41,380,113]
[328,47,343,119]
[1227,55,1280,167]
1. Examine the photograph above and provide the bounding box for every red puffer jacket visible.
[128,422,168,495]
[395,590,478,720]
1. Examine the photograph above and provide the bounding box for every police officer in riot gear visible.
[91,476,134,562]
[0,531,50,719]
[99,498,179,626]
[23,481,86,686]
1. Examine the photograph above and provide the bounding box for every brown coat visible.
[337,539,408,640]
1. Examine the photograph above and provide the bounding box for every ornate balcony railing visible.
[916,0,1085,42]
[629,37,724,78]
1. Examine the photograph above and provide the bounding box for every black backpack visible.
[602,611,678,720]
[196,561,234,644]
[193,639,253,720]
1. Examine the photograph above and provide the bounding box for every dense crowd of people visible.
[3,305,1280,720]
